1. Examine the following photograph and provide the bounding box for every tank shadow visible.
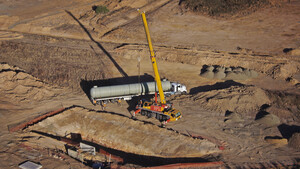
[255,104,271,120]
[278,124,300,139]
[80,74,154,100]
[189,80,244,94]
[126,94,154,112]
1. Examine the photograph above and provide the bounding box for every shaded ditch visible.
[31,130,218,167]
[26,106,222,167]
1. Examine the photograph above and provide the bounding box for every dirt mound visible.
[0,63,21,71]
[200,65,258,80]
[179,0,284,17]
[284,47,300,56]
[178,85,271,115]
[288,133,300,149]
[29,107,220,158]
[266,91,300,121]
[0,63,63,103]
[255,113,281,127]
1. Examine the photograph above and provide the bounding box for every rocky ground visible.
[0,0,300,168]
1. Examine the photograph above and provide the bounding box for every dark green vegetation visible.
[179,0,270,16]
[92,5,109,14]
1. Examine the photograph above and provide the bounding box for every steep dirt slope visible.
[0,64,63,103]
[0,63,68,128]
[0,33,112,90]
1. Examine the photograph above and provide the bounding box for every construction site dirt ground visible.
[1,0,300,168]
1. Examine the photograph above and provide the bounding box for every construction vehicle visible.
[133,10,183,124]
[90,80,186,107]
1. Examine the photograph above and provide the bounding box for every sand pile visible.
[29,107,220,158]
[200,65,258,80]
[255,113,281,127]
[181,86,271,115]
[0,63,63,103]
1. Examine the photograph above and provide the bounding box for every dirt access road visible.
[0,0,300,168]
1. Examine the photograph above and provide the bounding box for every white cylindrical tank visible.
[90,81,172,99]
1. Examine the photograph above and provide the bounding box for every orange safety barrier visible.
[9,107,65,132]
[142,161,224,169]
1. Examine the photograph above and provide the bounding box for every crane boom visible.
[133,10,182,125]
[140,11,166,104]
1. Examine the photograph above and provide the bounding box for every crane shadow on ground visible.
[65,10,128,78]
[189,80,245,94]
[66,10,157,112]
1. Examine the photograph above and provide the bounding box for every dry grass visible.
[179,0,271,16]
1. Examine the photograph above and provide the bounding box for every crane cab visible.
[135,99,182,123]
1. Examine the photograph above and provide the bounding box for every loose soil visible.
[179,0,272,17]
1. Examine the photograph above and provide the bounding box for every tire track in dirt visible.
[7,0,104,30]
[0,31,23,40]
[89,0,174,38]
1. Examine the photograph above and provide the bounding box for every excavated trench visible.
[26,106,221,167]
[31,130,216,167]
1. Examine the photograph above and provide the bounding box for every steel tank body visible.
[90,81,172,99]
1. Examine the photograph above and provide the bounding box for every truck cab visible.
[165,82,187,97]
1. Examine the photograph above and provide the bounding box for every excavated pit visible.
[27,106,221,165]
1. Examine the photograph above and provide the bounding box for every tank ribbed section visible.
[90,81,171,99]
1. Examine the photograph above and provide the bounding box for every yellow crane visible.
[134,10,182,125]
